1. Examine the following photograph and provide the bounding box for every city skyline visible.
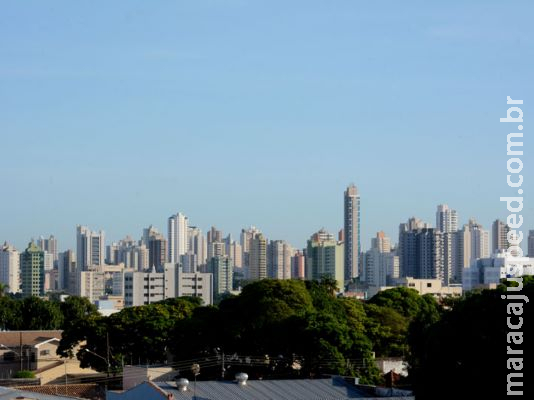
[2,194,530,255]
[1,1,532,256]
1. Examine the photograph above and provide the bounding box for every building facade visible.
[76,225,105,270]
[249,232,267,280]
[306,229,344,291]
[435,204,458,233]
[492,219,510,254]
[0,242,20,294]
[344,184,361,281]
[20,241,45,297]
[168,212,189,264]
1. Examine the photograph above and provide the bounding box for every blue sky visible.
[1,0,533,251]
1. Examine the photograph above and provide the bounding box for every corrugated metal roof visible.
[157,378,373,400]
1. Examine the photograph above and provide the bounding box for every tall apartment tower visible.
[344,184,361,282]
[456,219,490,270]
[0,242,20,294]
[240,226,261,268]
[267,240,293,280]
[291,250,306,280]
[398,217,430,278]
[306,229,344,291]
[436,204,458,233]
[249,232,267,281]
[371,231,391,253]
[38,235,58,262]
[529,230,534,258]
[57,249,76,292]
[76,225,105,270]
[492,219,510,254]
[398,218,451,283]
[147,231,167,269]
[168,212,189,264]
[364,232,399,287]
[209,255,234,296]
[207,227,223,246]
[186,226,207,269]
[20,241,45,297]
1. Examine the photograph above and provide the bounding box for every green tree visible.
[0,283,9,297]
[19,296,63,330]
[0,296,21,330]
[409,281,534,399]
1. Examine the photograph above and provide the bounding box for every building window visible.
[427,283,432,288]
[40,349,50,356]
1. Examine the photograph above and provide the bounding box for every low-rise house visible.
[0,331,101,384]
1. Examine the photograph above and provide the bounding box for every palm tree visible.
[0,283,9,297]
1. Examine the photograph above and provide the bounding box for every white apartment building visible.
[124,263,213,307]
[0,243,20,293]
[463,251,534,291]
[168,213,189,264]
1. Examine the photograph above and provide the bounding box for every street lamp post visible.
[83,348,110,377]
[84,348,112,394]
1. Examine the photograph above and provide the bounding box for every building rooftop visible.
[0,386,79,400]
[0,331,62,348]
[109,377,414,400]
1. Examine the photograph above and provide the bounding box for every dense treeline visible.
[0,280,440,385]
[1,278,532,397]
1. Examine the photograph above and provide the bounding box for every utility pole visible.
[106,332,110,378]
[221,351,225,380]
[64,359,68,396]
[19,332,22,372]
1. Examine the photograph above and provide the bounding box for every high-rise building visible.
[168,213,189,264]
[58,249,76,292]
[249,232,267,281]
[240,226,261,269]
[76,270,105,303]
[0,243,20,294]
[306,229,344,291]
[398,217,431,278]
[364,233,399,287]
[180,253,198,273]
[209,255,233,296]
[492,219,510,254]
[146,228,167,269]
[344,184,361,282]
[20,241,45,297]
[371,231,391,253]
[43,252,54,271]
[207,241,226,261]
[207,227,223,246]
[76,225,105,270]
[124,265,176,307]
[291,250,306,280]
[398,218,451,283]
[230,241,243,268]
[109,236,149,271]
[455,219,490,282]
[267,240,293,280]
[436,204,458,233]
[435,231,455,285]
[176,268,213,305]
[188,226,207,267]
[38,235,58,263]
[529,230,534,258]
